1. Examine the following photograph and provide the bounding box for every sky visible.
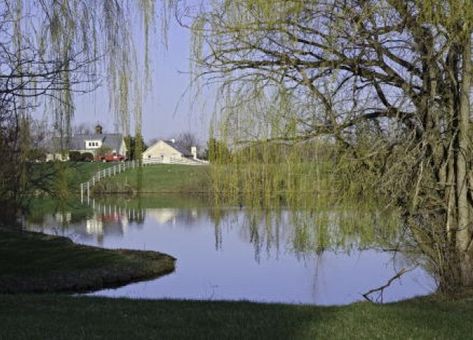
[70,19,212,145]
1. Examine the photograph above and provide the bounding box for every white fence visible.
[80,160,139,204]
[142,157,209,166]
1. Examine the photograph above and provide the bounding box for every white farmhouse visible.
[142,139,200,164]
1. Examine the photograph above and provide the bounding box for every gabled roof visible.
[46,133,125,152]
[162,140,192,156]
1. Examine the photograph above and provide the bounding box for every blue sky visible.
[71,18,212,144]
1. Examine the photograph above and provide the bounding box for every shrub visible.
[81,152,94,162]
[69,151,82,161]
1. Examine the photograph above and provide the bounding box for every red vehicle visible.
[97,152,126,162]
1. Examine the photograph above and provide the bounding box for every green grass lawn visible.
[0,294,472,339]
[0,228,175,293]
[29,161,113,194]
[93,164,210,194]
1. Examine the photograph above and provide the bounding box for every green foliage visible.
[209,140,344,209]
[69,151,94,162]
[208,138,232,163]
[124,135,147,161]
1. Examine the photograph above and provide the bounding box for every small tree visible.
[125,135,147,161]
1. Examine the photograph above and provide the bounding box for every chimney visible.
[95,124,103,134]
[191,146,197,160]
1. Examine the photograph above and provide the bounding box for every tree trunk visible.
[456,33,473,286]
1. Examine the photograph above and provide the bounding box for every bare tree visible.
[176,132,201,152]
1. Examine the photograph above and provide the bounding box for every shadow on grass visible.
[1,295,473,339]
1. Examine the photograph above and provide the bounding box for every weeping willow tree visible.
[187,0,473,292]
[0,0,169,214]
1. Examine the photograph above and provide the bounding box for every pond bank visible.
[0,228,175,293]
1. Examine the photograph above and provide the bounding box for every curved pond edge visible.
[0,228,176,294]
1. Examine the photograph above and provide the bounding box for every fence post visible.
[87,181,90,205]
[80,183,84,204]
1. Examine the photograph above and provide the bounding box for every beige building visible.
[142,139,197,163]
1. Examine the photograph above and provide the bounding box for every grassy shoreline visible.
[0,228,175,294]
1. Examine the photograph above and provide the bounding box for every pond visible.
[24,195,436,305]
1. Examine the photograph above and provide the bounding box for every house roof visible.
[46,133,125,152]
[162,140,192,156]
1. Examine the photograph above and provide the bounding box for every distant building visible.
[46,124,127,161]
[142,139,202,164]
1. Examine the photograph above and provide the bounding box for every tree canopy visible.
[187,0,473,291]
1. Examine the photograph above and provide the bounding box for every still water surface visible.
[25,196,436,305]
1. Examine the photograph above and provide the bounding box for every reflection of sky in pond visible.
[25,202,436,305]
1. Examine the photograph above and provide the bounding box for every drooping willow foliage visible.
[187,0,473,291]
[0,0,172,217]
[1,0,174,134]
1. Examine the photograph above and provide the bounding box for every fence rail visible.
[80,160,139,204]
[142,157,209,166]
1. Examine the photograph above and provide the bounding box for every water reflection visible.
[24,196,436,305]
